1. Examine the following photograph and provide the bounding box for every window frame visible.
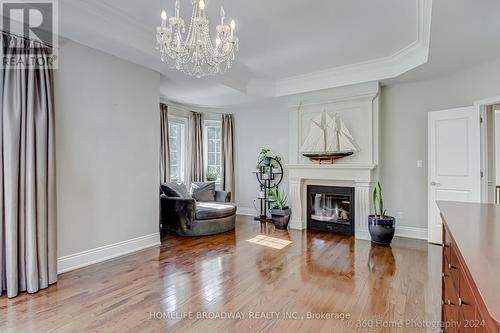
[168,115,188,183]
[203,120,222,184]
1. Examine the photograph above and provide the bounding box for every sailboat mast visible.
[336,128,340,152]
[323,111,327,153]
[335,115,341,152]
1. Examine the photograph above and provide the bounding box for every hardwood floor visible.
[0,216,442,333]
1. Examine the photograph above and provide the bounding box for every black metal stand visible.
[253,157,283,221]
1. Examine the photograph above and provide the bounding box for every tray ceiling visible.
[58,0,432,105]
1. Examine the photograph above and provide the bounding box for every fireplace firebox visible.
[307,185,355,235]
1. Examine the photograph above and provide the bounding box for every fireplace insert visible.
[307,185,355,235]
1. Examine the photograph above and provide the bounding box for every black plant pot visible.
[368,215,395,246]
[271,208,291,230]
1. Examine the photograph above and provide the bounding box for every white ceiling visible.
[57,0,500,107]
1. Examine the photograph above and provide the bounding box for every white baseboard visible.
[237,206,257,217]
[356,230,371,241]
[351,227,428,241]
[57,233,161,274]
[395,226,428,241]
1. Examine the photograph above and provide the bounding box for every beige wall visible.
[55,40,161,257]
[381,57,500,229]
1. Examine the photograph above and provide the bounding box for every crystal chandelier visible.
[155,0,239,78]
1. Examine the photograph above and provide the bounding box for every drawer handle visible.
[448,263,457,270]
[458,298,467,306]
[441,272,447,278]
[442,299,454,306]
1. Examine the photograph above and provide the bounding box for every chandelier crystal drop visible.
[155,0,239,78]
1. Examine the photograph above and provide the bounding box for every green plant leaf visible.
[268,188,288,210]
[372,181,387,219]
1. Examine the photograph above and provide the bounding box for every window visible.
[169,117,186,182]
[204,121,222,182]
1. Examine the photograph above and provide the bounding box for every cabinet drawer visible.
[459,267,477,333]
[449,244,460,289]
[443,275,460,333]
[444,255,459,292]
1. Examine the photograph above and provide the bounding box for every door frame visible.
[475,95,500,203]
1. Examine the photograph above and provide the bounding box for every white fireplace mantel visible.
[287,82,380,241]
[287,164,377,240]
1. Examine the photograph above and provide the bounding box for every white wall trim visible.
[237,207,257,217]
[358,226,427,241]
[474,95,500,106]
[395,226,428,241]
[57,233,161,274]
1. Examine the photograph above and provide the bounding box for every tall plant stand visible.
[253,157,283,221]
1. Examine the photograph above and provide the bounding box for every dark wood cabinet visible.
[439,201,500,333]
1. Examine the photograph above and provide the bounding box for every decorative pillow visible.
[161,182,189,198]
[190,182,216,202]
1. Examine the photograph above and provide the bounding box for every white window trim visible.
[169,115,188,183]
[203,120,222,184]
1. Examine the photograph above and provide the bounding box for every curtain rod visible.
[161,102,234,116]
[1,29,54,48]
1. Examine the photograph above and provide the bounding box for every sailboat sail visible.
[336,116,358,152]
[300,111,359,155]
[326,119,339,152]
[300,114,325,153]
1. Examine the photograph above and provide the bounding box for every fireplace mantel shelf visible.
[287,164,377,170]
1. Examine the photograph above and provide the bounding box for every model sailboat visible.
[301,111,359,163]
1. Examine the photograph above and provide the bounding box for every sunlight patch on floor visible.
[246,235,292,249]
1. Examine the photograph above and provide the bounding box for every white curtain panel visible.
[0,32,57,298]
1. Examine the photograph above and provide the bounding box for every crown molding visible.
[287,81,380,108]
[71,0,152,36]
[273,0,432,96]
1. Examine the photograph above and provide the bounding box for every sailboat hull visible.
[302,152,354,164]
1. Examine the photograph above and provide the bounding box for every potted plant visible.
[257,148,272,170]
[368,182,395,246]
[206,167,218,182]
[269,189,291,230]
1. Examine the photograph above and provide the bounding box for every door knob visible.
[430,181,442,186]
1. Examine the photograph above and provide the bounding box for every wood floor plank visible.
[0,216,441,333]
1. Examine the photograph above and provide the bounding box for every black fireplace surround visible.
[307,185,355,236]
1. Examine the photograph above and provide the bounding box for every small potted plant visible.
[206,167,218,182]
[368,182,395,246]
[269,189,291,230]
[257,148,272,170]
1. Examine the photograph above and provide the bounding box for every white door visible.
[428,107,481,244]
